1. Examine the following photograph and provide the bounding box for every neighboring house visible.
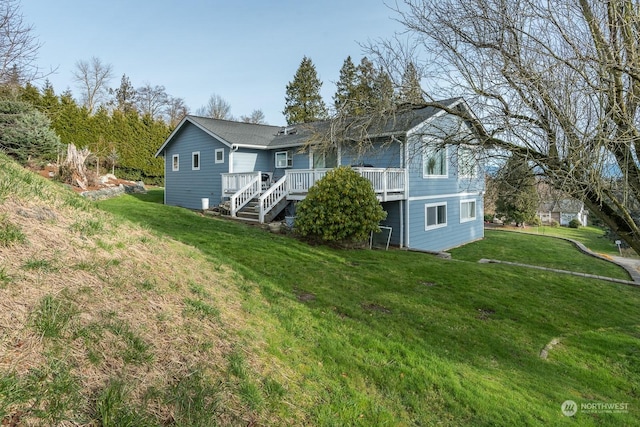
[155,98,485,252]
[538,199,588,226]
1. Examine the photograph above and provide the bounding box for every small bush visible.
[529,216,542,227]
[549,220,559,227]
[294,166,387,244]
[568,218,582,229]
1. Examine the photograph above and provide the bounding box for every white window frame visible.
[460,199,477,223]
[275,150,292,168]
[172,154,179,172]
[425,202,447,230]
[458,146,477,178]
[215,148,224,164]
[192,151,200,171]
[423,142,448,178]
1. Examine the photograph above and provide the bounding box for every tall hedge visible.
[294,166,387,244]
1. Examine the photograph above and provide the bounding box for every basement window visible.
[425,202,447,230]
[460,199,476,223]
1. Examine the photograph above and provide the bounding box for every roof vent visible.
[278,126,297,135]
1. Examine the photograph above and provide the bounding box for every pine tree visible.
[398,62,424,105]
[283,56,327,125]
[339,57,396,116]
[372,67,395,112]
[333,56,358,115]
[112,74,137,114]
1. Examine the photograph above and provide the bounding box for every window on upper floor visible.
[425,202,447,230]
[275,150,293,168]
[192,151,200,170]
[460,199,476,223]
[172,154,179,172]
[458,146,477,178]
[313,150,337,169]
[423,144,448,178]
[215,148,224,164]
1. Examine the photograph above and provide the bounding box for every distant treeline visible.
[14,82,171,184]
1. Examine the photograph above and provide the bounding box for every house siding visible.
[406,195,484,252]
[404,117,485,252]
[341,141,402,168]
[381,201,402,246]
[162,122,229,209]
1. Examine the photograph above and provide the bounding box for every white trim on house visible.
[422,141,448,178]
[192,151,200,171]
[460,199,476,223]
[409,192,481,202]
[275,150,293,168]
[425,202,448,230]
[215,148,224,164]
[172,154,179,172]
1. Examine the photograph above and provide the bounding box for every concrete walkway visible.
[483,228,640,286]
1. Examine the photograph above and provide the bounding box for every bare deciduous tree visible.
[72,56,113,114]
[240,109,266,124]
[136,82,169,120]
[165,96,189,127]
[367,0,640,254]
[196,93,232,120]
[0,0,43,85]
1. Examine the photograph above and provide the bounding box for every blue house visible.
[154,98,485,252]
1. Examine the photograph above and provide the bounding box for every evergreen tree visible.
[339,57,396,116]
[283,56,327,124]
[111,74,137,114]
[399,62,424,105]
[372,67,395,112]
[495,154,540,226]
[40,80,60,116]
[333,56,358,115]
[0,99,61,163]
[353,57,377,115]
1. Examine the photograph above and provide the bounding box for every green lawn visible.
[450,229,631,280]
[504,224,623,256]
[97,190,640,426]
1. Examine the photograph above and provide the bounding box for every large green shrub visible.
[568,218,582,229]
[294,166,387,244]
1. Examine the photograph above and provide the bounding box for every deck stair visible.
[233,197,288,223]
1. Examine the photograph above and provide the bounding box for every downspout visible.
[394,135,408,249]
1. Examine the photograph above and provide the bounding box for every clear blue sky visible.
[22,0,405,125]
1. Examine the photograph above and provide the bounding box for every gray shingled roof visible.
[156,98,466,157]
[187,116,282,148]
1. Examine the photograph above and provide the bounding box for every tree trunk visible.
[64,144,91,190]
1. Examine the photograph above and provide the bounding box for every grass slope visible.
[97,189,640,426]
[0,155,287,426]
[1,154,639,425]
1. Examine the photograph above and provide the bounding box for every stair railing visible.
[258,175,288,223]
[230,174,261,217]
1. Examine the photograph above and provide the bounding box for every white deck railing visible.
[286,168,406,201]
[222,171,261,194]
[222,167,407,221]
